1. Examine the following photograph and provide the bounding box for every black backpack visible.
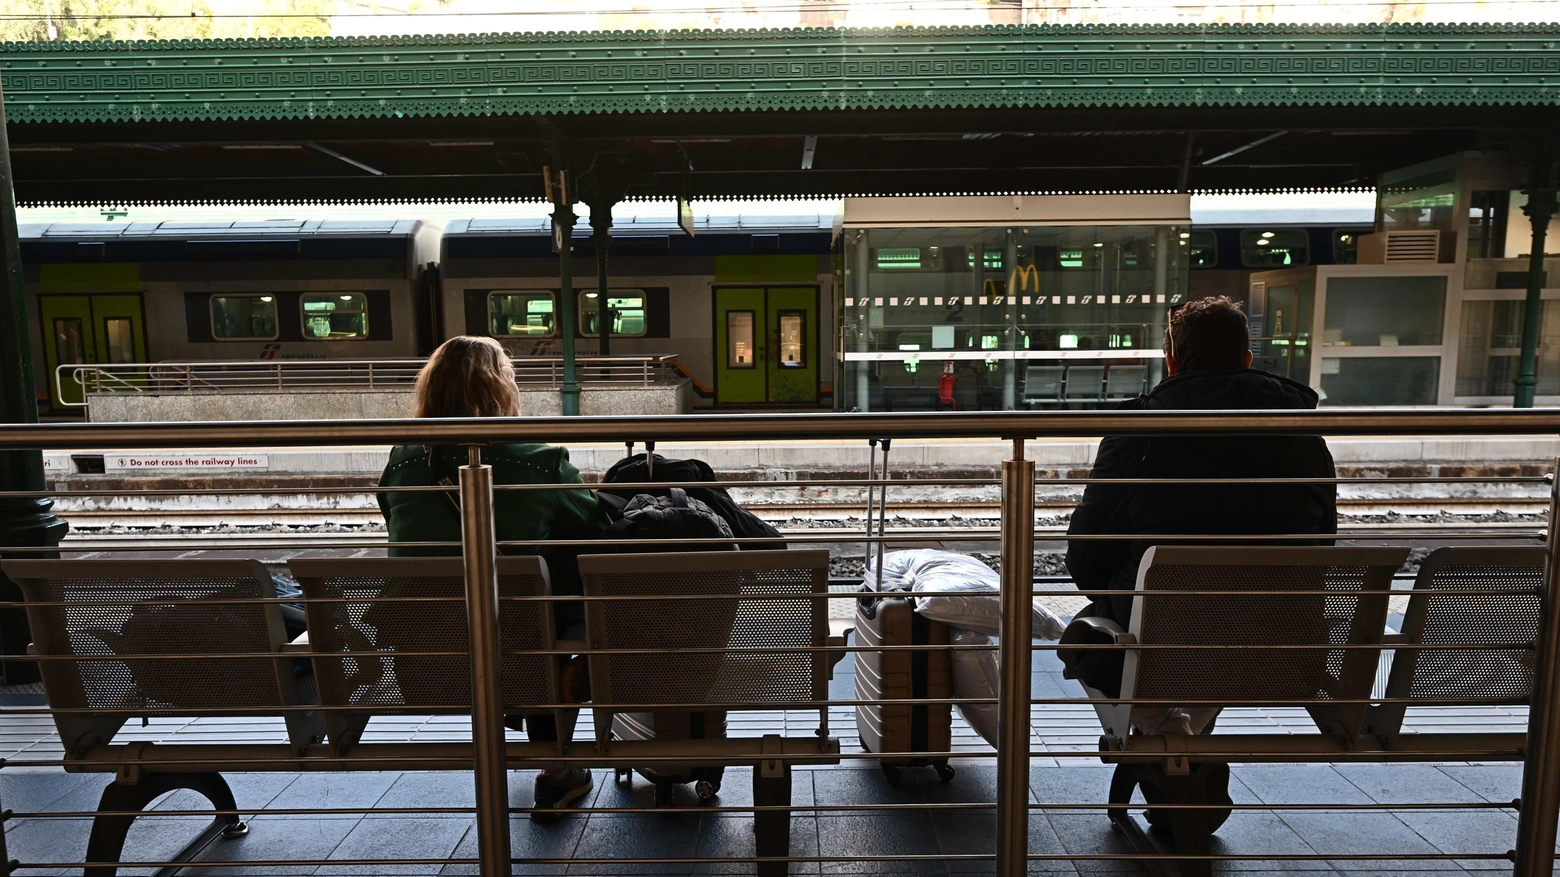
[599,488,737,553]
[601,454,783,551]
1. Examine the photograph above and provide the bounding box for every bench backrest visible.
[1365,546,1544,742]
[1064,365,1106,401]
[290,556,556,753]
[1113,546,1406,741]
[1104,364,1146,399]
[1024,366,1065,400]
[579,550,830,729]
[2,558,317,755]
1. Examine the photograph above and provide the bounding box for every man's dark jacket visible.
[1064,368,1338,695]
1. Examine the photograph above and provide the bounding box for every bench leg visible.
[754,760,792,877]
[84,771,246,877]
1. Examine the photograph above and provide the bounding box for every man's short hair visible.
[1163,296,1250,373]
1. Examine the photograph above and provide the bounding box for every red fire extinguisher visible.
[938,360,957,410]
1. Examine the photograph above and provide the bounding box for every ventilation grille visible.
[1360,230,1442,264]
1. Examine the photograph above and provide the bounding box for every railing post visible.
[1516,460,1560,876]
[996,438,1035,876]
[459,445,512,877]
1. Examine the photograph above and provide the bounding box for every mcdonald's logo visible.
[1009,263,1040,293]
[983,278,1001,302]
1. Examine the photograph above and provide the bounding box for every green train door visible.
[713,286,819,405]
[39,294,147,407]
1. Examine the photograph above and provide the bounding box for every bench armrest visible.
[825,627,853,680]
[281,630,311,653]
[1057,616,1134,681]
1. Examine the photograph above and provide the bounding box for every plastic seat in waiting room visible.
[1063,364,1106,406]
[1104,364,1147,401]
[1022,365,1065,408]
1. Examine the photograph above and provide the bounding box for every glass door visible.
[766,287,818,404]
[714,288,767,404]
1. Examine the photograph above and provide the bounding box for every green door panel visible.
[765,287,818,404]
[38,294,147,408]
[714,287,767,404]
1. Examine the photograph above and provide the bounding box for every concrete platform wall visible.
[83,381,693,423]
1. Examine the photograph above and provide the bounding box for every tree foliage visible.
[0,0,333,43]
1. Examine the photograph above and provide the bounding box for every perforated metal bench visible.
[1060,544,1543,876]
[6,551,841,877]
[579,549,841,877]
[2,558,322,877]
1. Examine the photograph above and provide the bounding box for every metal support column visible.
[995,440,1035,876]
[1515,458,1560,875]
[0,77,67,684]
[1003,233,1019,411]
[1514,187,1557,408]
[853,230,871,412]
[1151,227,1171,387]
[460,447,512,876]
[590,202,613,358]
[553,200,581,416]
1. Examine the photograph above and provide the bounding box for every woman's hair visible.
[412,336,522,418]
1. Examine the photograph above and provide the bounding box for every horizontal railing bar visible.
[6,692,1536,713]
[0,748,1529,769]
[7,799,1516,820]
[23,851,1507,869]
[5,408,1560,449]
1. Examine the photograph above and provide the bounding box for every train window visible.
[1181,231,1218,268]
[300,293,368,340]
[727,311,757,368]
[489,291,556,336]
[1332,230,1368,265]
[210,295,279,341]
[104,318,136,363]
[778,310,806,368]
[1241,230,1309,267]
[578,292,647,337]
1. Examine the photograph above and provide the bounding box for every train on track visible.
[19,202,1373,415]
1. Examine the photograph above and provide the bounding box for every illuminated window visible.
[876,247,927,269]
[211,295,279,340]
[778,311,806,367]
[1059,248,1085,269]
[579,291,647,337]
[300,293,368,340]
[1240,230,1309,268]
[1333,229,1370,265]
[489,291,556,336]
[727,311,756,368]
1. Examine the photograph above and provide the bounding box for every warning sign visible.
[105,454,270,472]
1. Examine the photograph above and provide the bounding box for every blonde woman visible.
[377,335,609,819]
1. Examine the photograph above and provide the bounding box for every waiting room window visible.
[301,293,368,340]
[579,292,647,337]
[1241,230,1309,267]
[490,291,556,336]
[210,295,279,341]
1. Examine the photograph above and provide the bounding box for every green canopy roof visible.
[4,23,1557,125]
[2,24,1556,204]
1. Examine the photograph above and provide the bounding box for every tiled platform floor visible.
[0,639,1535,876]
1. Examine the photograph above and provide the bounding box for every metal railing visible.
[55,354,684,405]
[0,408,1557,876]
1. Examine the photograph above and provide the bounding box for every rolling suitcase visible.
[853,438,956,785]
[612,710,729,805]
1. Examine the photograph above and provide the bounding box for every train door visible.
[39,294,147,407]
[713,286,820,405]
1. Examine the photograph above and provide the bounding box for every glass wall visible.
[839,224,1187,411]
[1456,299,1560,397]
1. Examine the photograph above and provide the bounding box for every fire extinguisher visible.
[938,360,957,410]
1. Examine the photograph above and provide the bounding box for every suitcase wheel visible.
[879,763,902,786]
[654,783,677,807]
[694,779,720,801]
[614,768,632,787]
[934,762,956,783]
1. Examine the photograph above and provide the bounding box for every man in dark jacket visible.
[1065,296,1337,733]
